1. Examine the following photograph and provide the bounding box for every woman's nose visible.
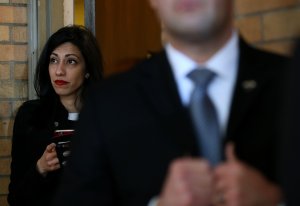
[56,62,65,75]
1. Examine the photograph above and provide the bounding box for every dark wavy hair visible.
[34,25,103,106]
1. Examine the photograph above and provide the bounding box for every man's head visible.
[149,0,234,44]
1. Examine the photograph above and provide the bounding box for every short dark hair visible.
[34,25,103,104]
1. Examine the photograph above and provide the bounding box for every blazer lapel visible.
[137,51,198,156]
[138,51,182,117]
[226,38,270,141]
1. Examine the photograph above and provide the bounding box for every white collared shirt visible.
[68,112,79,121]
[166,31,239,134]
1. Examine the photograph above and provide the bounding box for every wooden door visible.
[95,0,162,76]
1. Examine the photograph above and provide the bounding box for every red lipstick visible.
[54,80,68,86]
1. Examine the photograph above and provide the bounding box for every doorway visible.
[91,1,162,76]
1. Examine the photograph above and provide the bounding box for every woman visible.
[8,25,103,206]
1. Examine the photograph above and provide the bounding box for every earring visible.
[85,73,90,79]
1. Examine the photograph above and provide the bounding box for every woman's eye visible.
[67,59,77,64]
[50,58,58,64]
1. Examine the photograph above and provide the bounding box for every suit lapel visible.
[138,51,182,117]
[226,38,270,141]
[137,51,198,156]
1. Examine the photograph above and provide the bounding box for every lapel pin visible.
[54,121,59,127]
[242,80,257,91]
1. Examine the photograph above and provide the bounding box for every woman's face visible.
[49,42,86,101]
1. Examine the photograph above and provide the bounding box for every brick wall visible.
[0,0,27,205]
[235,0,300,55]
[0,0,300,206]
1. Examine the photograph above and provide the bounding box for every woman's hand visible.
[36,143,61,176]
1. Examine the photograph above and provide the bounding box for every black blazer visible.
[281,40,300,206]
[8,99,77,206]
[54,38,289,206]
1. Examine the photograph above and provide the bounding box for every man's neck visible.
[168,28,233,64]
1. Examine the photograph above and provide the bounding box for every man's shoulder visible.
[239,38,290,71]
[241,38,288,58]
[94,50,168,90]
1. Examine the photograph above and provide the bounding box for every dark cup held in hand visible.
[52,129,74,167]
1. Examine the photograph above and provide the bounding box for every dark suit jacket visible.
[281,40,300,206]
[54,38,289,206]
[8,99,77,206]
